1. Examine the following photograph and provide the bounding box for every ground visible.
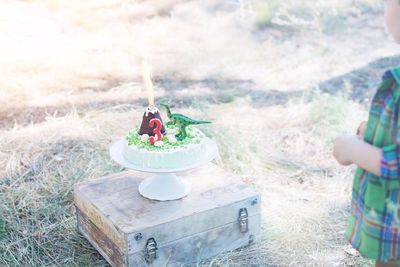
[0,0,399,266]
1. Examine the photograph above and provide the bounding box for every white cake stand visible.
[109,138,218,201]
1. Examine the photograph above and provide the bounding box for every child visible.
[333,1,400,266]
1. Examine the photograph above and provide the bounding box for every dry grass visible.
[1,0,399,266]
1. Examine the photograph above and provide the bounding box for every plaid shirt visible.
[345,67,400,261]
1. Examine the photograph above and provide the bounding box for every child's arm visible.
[385,0,400,44]
[333,135,381,176]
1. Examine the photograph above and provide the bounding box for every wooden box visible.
[74,164,261,267]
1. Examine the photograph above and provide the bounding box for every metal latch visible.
[238,208,248,233]
[144,238,157,263]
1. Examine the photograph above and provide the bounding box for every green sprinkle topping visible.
[126,125,203,151]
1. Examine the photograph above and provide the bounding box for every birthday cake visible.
[122,104,211,170]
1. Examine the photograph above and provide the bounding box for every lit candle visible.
[142,61,154,107]
[138,61,166,136]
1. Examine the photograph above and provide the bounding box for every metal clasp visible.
[144,237,157,263]
[238,208,249,233]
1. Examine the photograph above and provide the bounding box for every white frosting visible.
[144,106,159,117]
[122,134,207,169]
[167,128,177,135]
[140,134,150,142]
[167,135,177,143]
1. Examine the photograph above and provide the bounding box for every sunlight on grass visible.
[254,0,383,33]
[307,90,366,144]
[0,0,396,266]
[309,93,350,138]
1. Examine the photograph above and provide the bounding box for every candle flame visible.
[142,61,154,106]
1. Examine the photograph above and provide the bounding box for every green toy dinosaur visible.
[160,103,211,141]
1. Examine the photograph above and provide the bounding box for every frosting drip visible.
[145,106,160,117]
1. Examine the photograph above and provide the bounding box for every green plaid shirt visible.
[345,67,400,261]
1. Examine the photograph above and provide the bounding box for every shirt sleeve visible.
[376,70,400,190]
[379,113,400,189]
[380,144,400,190]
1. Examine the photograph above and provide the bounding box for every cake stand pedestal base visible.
[138,173,191,201]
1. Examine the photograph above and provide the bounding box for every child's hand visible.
[356,121,367,139]
[333,135,358,166]
[333,134,382,176]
